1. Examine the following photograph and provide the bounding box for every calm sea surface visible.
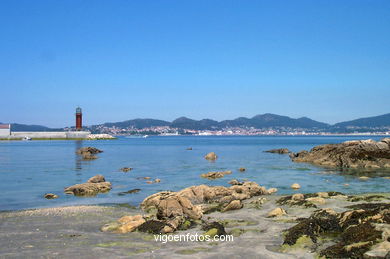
[0,135,389,211]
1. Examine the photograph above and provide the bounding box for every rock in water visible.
[291,183,301,189]
[76,147,103,160]
[238,167,246,172]
[118,189,141,196]
[76,147,103,155]
[44,193,58,199]
[201,171,232,179]
[267,188,278,194]
[265,148,290,154]
[204,152,217,160]
[64,175,111,196]
[291,138,390,169]
[228,179,243,185]
[120,167,132,172]
[87,174,105,183]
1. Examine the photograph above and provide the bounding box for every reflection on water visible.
[0,135,389,211]
[75,140,83,171]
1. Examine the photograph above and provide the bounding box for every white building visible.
[0,124,11,137]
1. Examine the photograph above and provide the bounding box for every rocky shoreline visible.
[1,190,389,258]
[290,138,390,169]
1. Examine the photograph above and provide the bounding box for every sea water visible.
[0,135,389,211]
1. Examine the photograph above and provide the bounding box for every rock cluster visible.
[283,203,390,258]
[201,170,232,179]
[290,138,390,169]
[265,148,290,154]
[64,175,111,196]
[277,191,345,208]
[125,181,272,233]
[76,147,103,160]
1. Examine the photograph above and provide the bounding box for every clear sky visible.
[0,0,389,127]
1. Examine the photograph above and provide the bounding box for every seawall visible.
[1,131,91,140]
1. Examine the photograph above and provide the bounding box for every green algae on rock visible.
[282,203,390,258]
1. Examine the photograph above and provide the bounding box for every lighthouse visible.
[75,107,82,131]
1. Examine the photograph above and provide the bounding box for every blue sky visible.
[0,0,389,127]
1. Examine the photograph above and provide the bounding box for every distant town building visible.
[0,124,11,137]
[76,107,82,131]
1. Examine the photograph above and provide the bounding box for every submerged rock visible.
[64,175,111,196]
[238,167,246,172]
[120,167,133,172]
[117,189,141,196]
[204,152,218,160]
[228,179,243,185]
[44,193,58,199]
[265,148,290,154]
[201,171,232,179]
[291,138,390,169]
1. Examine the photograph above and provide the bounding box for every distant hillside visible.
[102,119,170,129]
[5,123,53,132]
[7,112,390,133]
[333,113,390,128]
[94,113,329,130]
[220,114,328,129]
[171,117,219,130]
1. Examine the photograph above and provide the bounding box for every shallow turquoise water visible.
[0,135,389,211]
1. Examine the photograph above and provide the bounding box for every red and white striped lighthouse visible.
[75,107,82,131]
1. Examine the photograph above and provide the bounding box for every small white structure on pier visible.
[0,124,11,137]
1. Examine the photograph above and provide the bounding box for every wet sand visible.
[1,193,389,258]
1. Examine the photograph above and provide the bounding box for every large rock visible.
[291,138,390,169]
[64,175,111,196]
